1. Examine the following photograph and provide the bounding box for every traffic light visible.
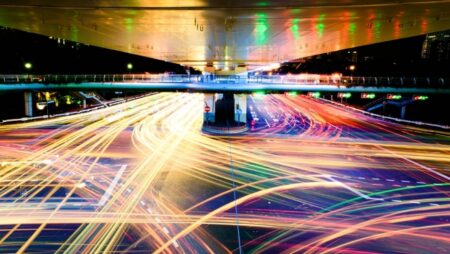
[253,91,265,97]
[413,95,429,101]
[307,92,321,98]
[337,92,352,98]
[361,93,376,99]
[387,94,402,100]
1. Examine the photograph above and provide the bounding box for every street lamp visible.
[24,62,33,81]
[127,63,133,71]
[349,65,356,84]
[24,62,33,70]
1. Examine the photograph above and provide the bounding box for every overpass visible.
[1,74,450,93]
[1,1,450,70]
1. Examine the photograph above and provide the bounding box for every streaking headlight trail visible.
[0,93,449,253]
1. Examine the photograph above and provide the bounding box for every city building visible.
[422,31,450,61]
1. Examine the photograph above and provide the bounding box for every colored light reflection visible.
[394,19,401,39]
[348,23,356,36]
[421,18,428,33]
[316,23,325,38]
[255,13,269,45]
[374,20,382,39]
[125,18,133,32]
[291,19,301,40]
[316,14,326,38]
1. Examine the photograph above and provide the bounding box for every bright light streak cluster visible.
[0,93,449,253]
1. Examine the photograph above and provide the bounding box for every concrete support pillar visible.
[204,93,248,125]
[83,99,87,109]
[204,93,216,124]
[202,93,249,134]
[401,106,406,119]
[214,93,235,125]
[24,91,33,117]
[234,94,247,123]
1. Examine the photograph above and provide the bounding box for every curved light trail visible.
[0,93,448,253]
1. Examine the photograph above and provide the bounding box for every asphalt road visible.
[0,93,449,254]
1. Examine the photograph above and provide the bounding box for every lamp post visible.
[127,63,133,74]
[24,62,33,82]
[348,65,356,84]
[24,62,32,70]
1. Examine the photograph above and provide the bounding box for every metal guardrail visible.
[317,97,450,130]
[0,74,449,87]
[0,74,203,84]
[0,92,154,124]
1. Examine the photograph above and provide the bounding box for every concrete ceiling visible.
[0,1,450,69]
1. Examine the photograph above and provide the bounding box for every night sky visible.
[0,26,192,74]
[278,31,450,77]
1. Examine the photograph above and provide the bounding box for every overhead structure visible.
[0,0,450,69]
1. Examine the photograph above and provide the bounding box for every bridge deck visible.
[1,74,449,93]
[1,82,450,94]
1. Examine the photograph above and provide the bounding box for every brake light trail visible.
[0,93,448,253]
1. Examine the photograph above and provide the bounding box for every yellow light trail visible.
[0,93,448,253]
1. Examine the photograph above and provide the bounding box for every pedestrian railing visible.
[0,74,448,87]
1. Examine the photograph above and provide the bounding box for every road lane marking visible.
[418,161,450,180]
[98,164,127,207]
[377,145,450,182]
[323,175,383,201]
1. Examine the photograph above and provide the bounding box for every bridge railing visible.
[0,74,448,87]
[0,74,203,83]
[251,75,449,87]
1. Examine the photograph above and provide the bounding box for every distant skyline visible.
[278,30,450,77]
[421,31,450,61]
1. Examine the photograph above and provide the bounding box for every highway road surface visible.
[0,93,449,253]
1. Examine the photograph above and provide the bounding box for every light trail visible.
[0,93,448,253]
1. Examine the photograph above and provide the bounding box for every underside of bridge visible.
[0,1,450,70]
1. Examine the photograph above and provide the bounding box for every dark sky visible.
[0,26,189,74]
[279,32,450,77]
